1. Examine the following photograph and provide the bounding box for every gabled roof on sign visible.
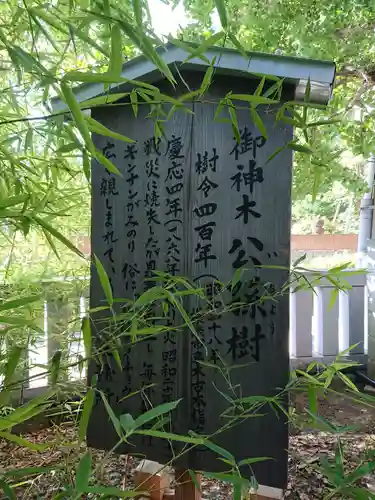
[52,42,336,112]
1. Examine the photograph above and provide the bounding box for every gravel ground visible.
[1,389,375,499]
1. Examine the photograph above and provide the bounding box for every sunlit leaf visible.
[328,288,339,311]
[60,82,95,155]
[86,116,135,143]
[130,90,138,117]
[184,32,226,62]
[0,295,41,312]
[199,59,215,95]
[214,0,228,29]
[109,24,123,78]
[133,0,143,27]
[94,254,113,306]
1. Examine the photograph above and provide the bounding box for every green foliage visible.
[181,0,375,231]
[0,0,372,498]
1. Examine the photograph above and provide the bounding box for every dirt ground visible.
[1,389,375,499]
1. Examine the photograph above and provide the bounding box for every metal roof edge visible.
[51,43,336,112]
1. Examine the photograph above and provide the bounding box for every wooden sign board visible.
[88,75,292,490]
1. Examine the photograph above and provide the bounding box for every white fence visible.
[290,272,367,367]
[16,271,369,396]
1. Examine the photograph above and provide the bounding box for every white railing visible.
[290,272,367,367]
[8,270,369,399]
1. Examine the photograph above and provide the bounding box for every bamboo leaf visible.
[32,215,84,258]
[188,470,202,492]
[231,267,243,290]
[328,288,339,311]
[83,486,142,497]
[79,387,95,442]
[4,466,62,478]
[70,25,110,57]
[168,37,211,64]
[109,24,123,78]
[287,141,314,154]
[255,76,266,96]
[204,439,235,463]
[230,94,279,105]
[28,8,68,34]
[0,316,40,328]
[86,117,135,143]
[133,399,181,428]
[238,457,273,466]
[228,33,247,58]
[120,413,135,433]
[308,385,318,414]
[63,71,156,90]
[214,0,228,28]
[336,371,359,392]
[57,142,80,154]
[0,295,41,312]
[199,58,216,96]
[100,391,122,437]
[83,150,91,182]
[112,349,122,371]
[95,150,122,175]
[76,451,91,491]
[227,99,240,143]
[307,118,341,127]
[94,254,113,306]
[130,90,138,117]
[0,480,16,500]
[0,431,49,451]
[134,429,203,444]
[41,227,59,260]
[133,0,143,27]
[60,82,95,155]
[0,194,29,209]
[184,32,226,62]
[50,350,62,386]
[82,317,92,359]
[3,346,22,386]
[250,108,267,139]
[82,93,130,108]
[0,392,54,431]
[134,286,165,307]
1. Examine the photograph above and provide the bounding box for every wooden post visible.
[174,469,201,500]
[134,460,170,500]
[249,485,283,500]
